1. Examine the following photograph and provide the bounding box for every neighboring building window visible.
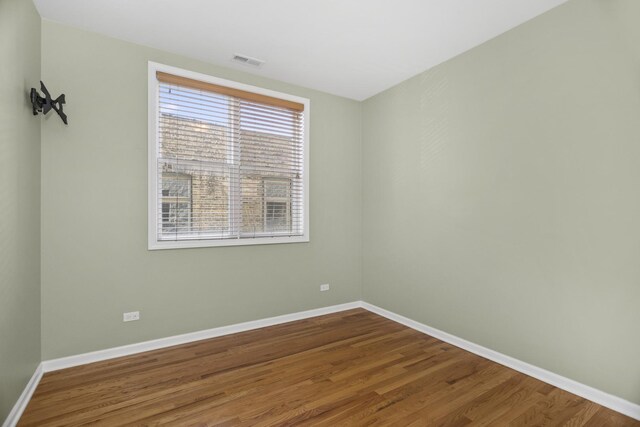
[263,179,291,232]
[161,173,191,234]
[148,62,309,249]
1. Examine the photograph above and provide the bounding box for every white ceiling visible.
[34,0,569,101]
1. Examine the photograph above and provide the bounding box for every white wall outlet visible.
[320,284,330,292]
[123,311,140,322]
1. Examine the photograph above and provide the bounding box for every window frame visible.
[148,62,310,250]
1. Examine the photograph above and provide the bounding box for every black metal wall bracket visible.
[30,81,68,125]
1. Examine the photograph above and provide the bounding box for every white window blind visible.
[148,64,309,249]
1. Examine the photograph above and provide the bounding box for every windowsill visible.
[148,234,310,250]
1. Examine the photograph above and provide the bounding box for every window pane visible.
[159,168,230,238]
[240,131,299,171]
[241,175,264,234]
[190,170,230,235]
[159,85,231,164]
[160,85,229,125]
[239,100,297,139]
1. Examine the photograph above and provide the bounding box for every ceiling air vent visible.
[232,54,265,68]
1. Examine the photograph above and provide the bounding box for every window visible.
[263,179,291,232]
[148,62,309,249]
[161,173,191,234]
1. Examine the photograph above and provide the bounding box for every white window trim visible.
[148,61,310,250]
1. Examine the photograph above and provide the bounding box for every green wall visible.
[362,0,640,404]
[0,0,41,420]
[32,0,640,408]
[40,21,362,360]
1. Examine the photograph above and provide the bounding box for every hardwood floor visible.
[20,309,638,426]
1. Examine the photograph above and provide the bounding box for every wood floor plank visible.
[18,309,639,426]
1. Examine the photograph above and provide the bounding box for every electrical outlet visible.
[320,284,330,292]
[123,311,140,322]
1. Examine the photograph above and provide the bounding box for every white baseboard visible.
[8,300,637,425]
[2,363,43,427]
[361,302,640,421]
[42,301,362,372]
